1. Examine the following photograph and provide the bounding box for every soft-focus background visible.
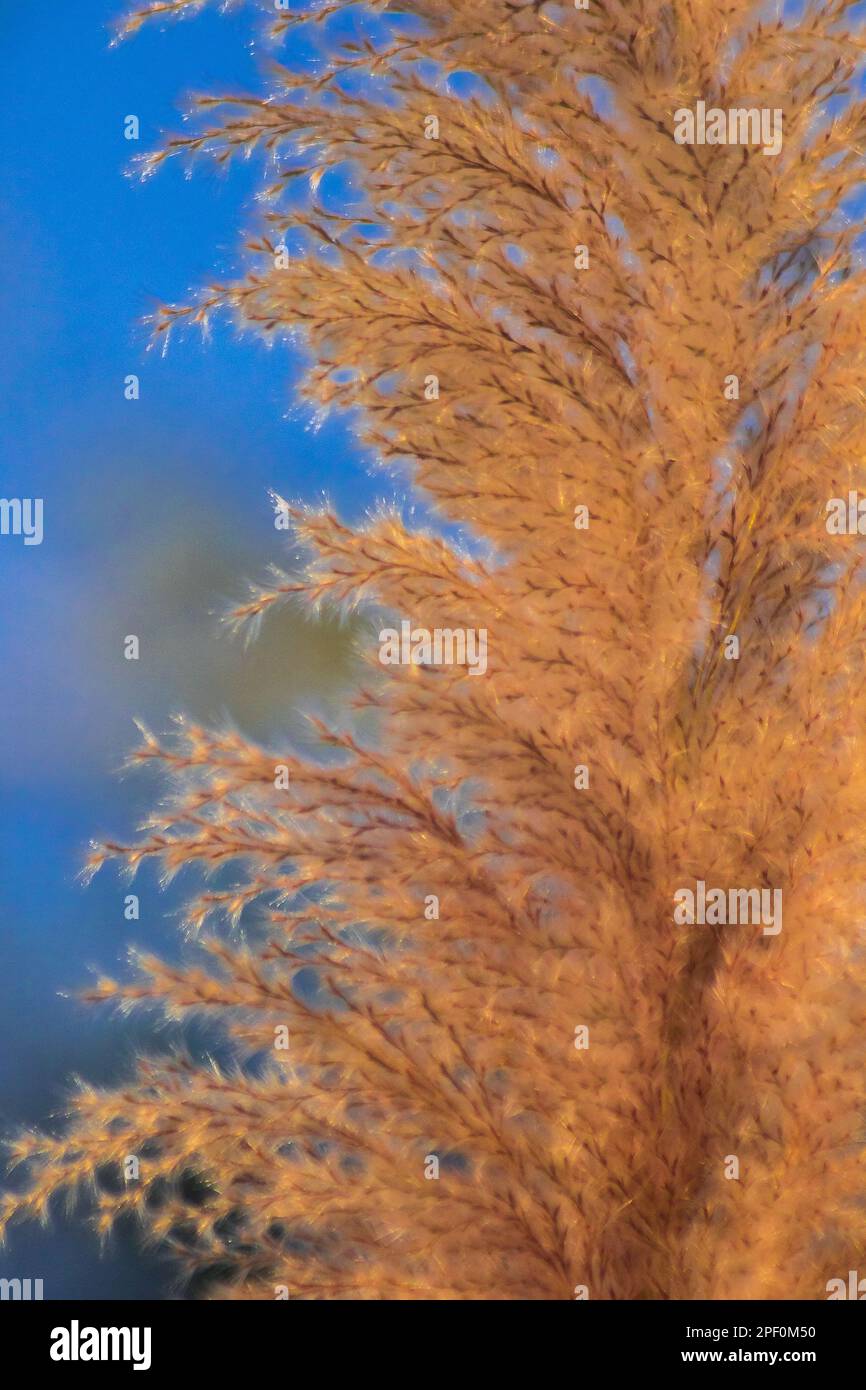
[0,1,378,1297]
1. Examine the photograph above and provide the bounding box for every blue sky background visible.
[0,0,378,1297]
